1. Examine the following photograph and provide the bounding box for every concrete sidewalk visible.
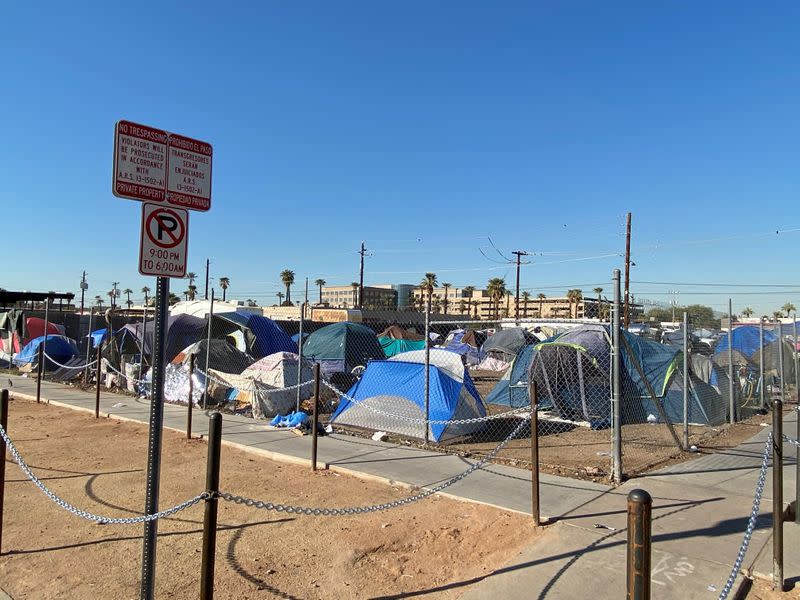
[4,375,799,599]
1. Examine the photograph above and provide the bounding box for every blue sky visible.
[2,1,798,314]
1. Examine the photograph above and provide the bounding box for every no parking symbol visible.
[139,203,189,277]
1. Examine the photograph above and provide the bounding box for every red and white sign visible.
[114,120,213,212]
[139,203,189,278]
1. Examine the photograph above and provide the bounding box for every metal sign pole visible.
[140,276,170,599]
[612,269,622,483]
[759,319,766,410]
[728,299,735,424]
[682,311,689,451]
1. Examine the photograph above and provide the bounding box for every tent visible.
[172,339,255,373]
[90,329,108,348]
[330,358,486,442]
[440,329,485,367]
[301,322,385,375]
[14,335,78,370]
[481,328,537,360]
[378,325,425,341]
[210,312,297,359]
[116,314,207,363]
[291,332,310,344]
[713,325,795,385]
[377,325,427,357]
[485,343,538,407]
[24,317,64,345]
[208,352,314,418]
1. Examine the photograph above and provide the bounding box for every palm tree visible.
[187,272,198,286]
[420,273,438,307]
[742,307,754,318]
[773,311,783,322]
[280,270,294,306]
[458,299,468,315]
[782,303,796,317]
[107,290,115,308]
[183,290,190,301]
[141,286,151,305]
[593,287,604,321]
[349,282,359,308]
[565,289,583,319]
[276,292,284,306]
[521,291,530,318]
[315,279,326,305]
[168,293,180,306]
[123,288,133,309]
[219,277,230,301]
[537,293,546,318]
[187,284,198,300]
[463,285,475,319]
[94,295,104,308]
[486,278,506,320]
[441,282,451,314]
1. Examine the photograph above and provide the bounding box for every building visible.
[320,285,398,310]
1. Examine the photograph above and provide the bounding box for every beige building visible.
[320,285,398,310]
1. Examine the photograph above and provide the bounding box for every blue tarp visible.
[15,335,79,370]
[212,312,297,358]
[90,329,107,348]
[714,326,777,360]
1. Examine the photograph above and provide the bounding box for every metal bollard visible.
[772,399,784,591]
[200,412,222,600]
[530,381,540,525]
[0,389,8,555]
[311,363,320,472]
[187,355,195,439]
[627,489,652,600]
[36,345,44,404]
[95,346,102,419]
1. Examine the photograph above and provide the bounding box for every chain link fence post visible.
[94,345,102,418]
[187,354,194,439]
[35,344,44,404]
[683,310,689,450]
[759,318,766,410]
[311,363,320,472]
[728,299,735,424]
[627,488,652,600]
[612,269,623,483]
[794,315,800,525]
[84,307,94,384]
[202,290,215,411]
[423,297,431,445]
[0,389,8,555]
[772,396,784,592]
[200,412,222,600]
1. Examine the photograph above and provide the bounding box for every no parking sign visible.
[138,203,189,277]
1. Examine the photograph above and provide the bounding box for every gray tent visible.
[481,327,537,359]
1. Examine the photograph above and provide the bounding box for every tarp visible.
[90,329,108,348]
[481,328,536,358]
[301,322,385,373]
[378,336,426,358]
[330,359,486,442]
[441,329,485,367]
[210,312,297,359]
[715,326,777,360]
[14,335,79,370]
[378,325,425,341]
[24,317,64,344]
[172,339,255,373]
[117,314,207,363]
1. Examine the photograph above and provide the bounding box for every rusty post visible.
[627,489,652,600]
[0,389,8,555]
[200,412,222,600]
[773,398,784,591]
[530,381,540,525]
[35,345,43,404]
[312,363,320,471]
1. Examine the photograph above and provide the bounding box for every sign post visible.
[113,119,212,600]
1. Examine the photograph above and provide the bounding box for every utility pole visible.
[512,250,529,321]
[358,241,366,309]
[623,212,632,329]
[79,271,88,314]
[111,281,119,309]
[204,258,210,300]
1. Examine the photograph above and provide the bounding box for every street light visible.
[667,290,680,323]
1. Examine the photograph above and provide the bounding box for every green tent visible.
[302,322,386,373]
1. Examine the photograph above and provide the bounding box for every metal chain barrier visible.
[717,432,773,600]
[43,352,97,370]
[323,380,532,425]
[195,367,314,394]
[0,423,207,524]
[218,415,531,516]
[782,434,800,447]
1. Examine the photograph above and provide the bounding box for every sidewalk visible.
[4,375,799,599]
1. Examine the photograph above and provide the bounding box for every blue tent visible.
[302,322,385,374]
[15,335,79,370]
[211,313,297,359]
[485,343,538,407]
[714,326,776,360]
[90,329,108,348]
[330,359,486,442]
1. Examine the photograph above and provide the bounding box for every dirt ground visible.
[0,398,538,599]
[747,578,800,598]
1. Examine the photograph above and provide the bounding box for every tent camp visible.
[301,322,385,375]
[208,352,314,418]
[210,313,297,359]
[481,328,537,360]
[330,357,487,442]
[713,325,795,384]
[14,335,78,370]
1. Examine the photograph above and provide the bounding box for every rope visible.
[43,353,97,370]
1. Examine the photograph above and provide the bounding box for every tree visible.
[247,299,257,307]
[566,289,583,319]
[441,282,451,314]
[773,311,783,321]
[187,284,197,301]
[742,307,754,318]
[646,304,720,329]
[458,299,468,315]
[123,288,133,309]
[782,303,796,317]
[420,273,438,305]
[276,292,284,306]
[350,282,359,308]
[593,287,604,321]
[141,286,151,305]
[219,277,230,301]
[315,279,326,305]
[432,297,442,313]
[94,295,104,308]
[168,293,180,306]
[107,290,115,308]
[280,270,295,306]
[521,291,530,318]
[537,293,546,318]
[463,286,475,319]
[486,278,506,320]
[187,272,198,286]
